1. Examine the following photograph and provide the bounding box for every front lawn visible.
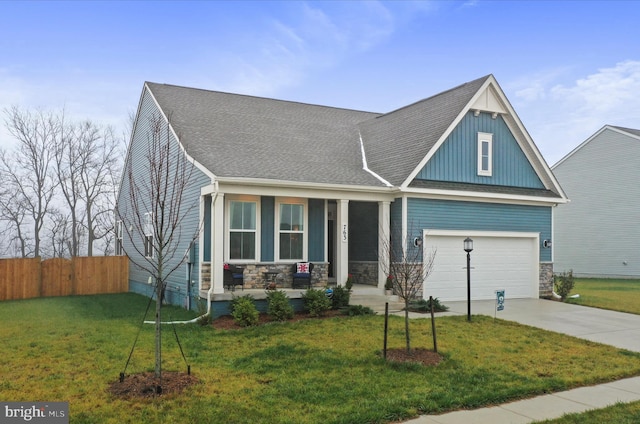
[566,278,640,314]
[2,293,640,424]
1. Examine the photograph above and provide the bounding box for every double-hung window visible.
[278,202,304,260]
[229,200,256,260]
[477,132,493,176]
[144,212,153,258]
[115,220,124,256]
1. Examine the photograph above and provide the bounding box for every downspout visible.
[144,179,219,325]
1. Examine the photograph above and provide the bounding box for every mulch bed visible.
[108,371,198,400]
[384,348,443,366]
[210,309,344,330]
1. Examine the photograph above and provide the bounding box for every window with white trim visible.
[115,220,124,256]
[229,200,257,260]
[477,132,493,176]
[278,202,304,260]
[144,212,154,258]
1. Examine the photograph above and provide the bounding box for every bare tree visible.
[55,118,123,256]
[118,113,200,379]
[380,225,436,353]
[1,106,59,258]
[48,209,72,258]
[54,113,83,256]
[0,183,32,257]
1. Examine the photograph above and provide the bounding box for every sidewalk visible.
[406,376,640,423]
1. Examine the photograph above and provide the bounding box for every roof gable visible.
[417,111,545,189]
[359,75,490,187]
[359,75,565,200]
[553,125,640,169]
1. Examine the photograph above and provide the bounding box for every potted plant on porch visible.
[385,275,394,295]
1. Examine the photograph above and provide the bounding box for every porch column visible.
[378,201,390,290]
[212,192,225,294]
[336,199,349,286]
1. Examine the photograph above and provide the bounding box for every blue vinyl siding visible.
[261,196,275,262]
[418,111,544,188]
[117,87,210,307]
[407,198,551,261]
[308,199,325,262]
[349,202,378,261]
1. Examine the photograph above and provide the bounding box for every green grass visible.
[535,401,640,423]
[2,293,640,423]
[566,278,640,314]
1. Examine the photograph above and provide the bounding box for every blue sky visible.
[1,0,639,165]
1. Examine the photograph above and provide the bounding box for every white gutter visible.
[359,131,393,187]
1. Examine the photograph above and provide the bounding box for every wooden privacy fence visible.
[0,256,129,301]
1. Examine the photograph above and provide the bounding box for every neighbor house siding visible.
[553,128,640,277]
[407,198,552,261]
[418,111,544,189]
[121,87,210,307]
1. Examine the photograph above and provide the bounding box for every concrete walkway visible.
[348,293,640,424]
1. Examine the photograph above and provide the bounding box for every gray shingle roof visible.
[359,76,491,186]
[146,82,385,187]
[146,76,502,189]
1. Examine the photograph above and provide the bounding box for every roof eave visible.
[402,186,568,206]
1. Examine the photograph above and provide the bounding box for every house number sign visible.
[342,224,348,243]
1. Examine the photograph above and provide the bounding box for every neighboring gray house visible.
[552,125,640,278]
[116,74,567,309]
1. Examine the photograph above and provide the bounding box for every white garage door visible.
[423,230,539,301]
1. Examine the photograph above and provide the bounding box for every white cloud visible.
[509,61,640,165]
[214,2,396,97]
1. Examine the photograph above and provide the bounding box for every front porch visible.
[202,283,402,318]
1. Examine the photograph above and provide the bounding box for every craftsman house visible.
[552,125,640,277]
[115,75,567,307]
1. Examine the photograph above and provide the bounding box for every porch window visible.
[229,200,256,260]
[477,132,493,176]
[115,220,124,255]
[144,212,153,258]
[278,203,304,260]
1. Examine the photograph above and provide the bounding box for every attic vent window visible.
[477,132,493,176]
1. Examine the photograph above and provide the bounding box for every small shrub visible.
[331,286,350,309]
[344,304,375,316]
[266,290,294,321]
[230,295,259,327]
[345,274,354,291]
[554,270,575,301]
[302,288,332,317]
[407,297,449,313]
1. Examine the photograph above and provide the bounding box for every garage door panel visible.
[424,234,537,301]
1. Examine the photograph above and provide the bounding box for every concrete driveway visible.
[443,298,640,352]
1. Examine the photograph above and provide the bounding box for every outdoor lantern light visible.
[464,237,474,253]
[463,237,473,321]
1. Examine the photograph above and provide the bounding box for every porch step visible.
[350,294,404,314]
